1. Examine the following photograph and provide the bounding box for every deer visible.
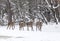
[19,20,26,30]
[7,21,15,30]
[26,20,34,31]
[36,19,43,31]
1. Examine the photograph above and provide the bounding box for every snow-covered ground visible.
[0,23,60,41]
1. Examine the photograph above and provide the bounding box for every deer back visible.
[36,21,42,26]
[8,22,14,26]
[26,21,33,27]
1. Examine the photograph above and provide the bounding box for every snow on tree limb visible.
[53,4,60,9]
[45,0,51,7]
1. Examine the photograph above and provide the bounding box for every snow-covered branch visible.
[53,4,60,9]
[45,0,51,7]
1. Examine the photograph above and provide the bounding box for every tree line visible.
[0,0,60,26]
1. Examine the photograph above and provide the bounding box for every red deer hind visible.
[36,20,43,31]
[19,21,25,30]
[7,21,15,30]
[26,20,34,31]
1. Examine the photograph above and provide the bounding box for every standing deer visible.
[7,21,15,30]
[36,19,43,31]
[26,20,34,31]
[19,20,25,30]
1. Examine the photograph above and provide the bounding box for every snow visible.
[0,23,60,41]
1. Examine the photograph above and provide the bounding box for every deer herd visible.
[7,19,43,31]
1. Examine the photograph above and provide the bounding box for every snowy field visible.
[0,23,60,41]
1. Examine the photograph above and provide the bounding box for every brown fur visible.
[36,21,43,31]
[19,21,25,30]
[26,21,33,31]
[7,22,15,30]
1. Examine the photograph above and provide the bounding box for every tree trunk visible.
[6,0,13,22]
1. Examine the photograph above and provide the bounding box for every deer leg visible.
[19,26,20,30]
[13,25,15,30]
[9,26,11,30]
[12,27,14,30]
[27,26,29,31]
[19,26,21,30]
[19,25,21,30]
[9,26,11,29]
[31,26,33,31]
[36,26,39,31]
[36,25,38,31]
[7,26,9,29]
[38,26,40,31]
[39,26,42,31]
[12,26,14,30]
[23,27,24,31]
[7,25,10,29]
